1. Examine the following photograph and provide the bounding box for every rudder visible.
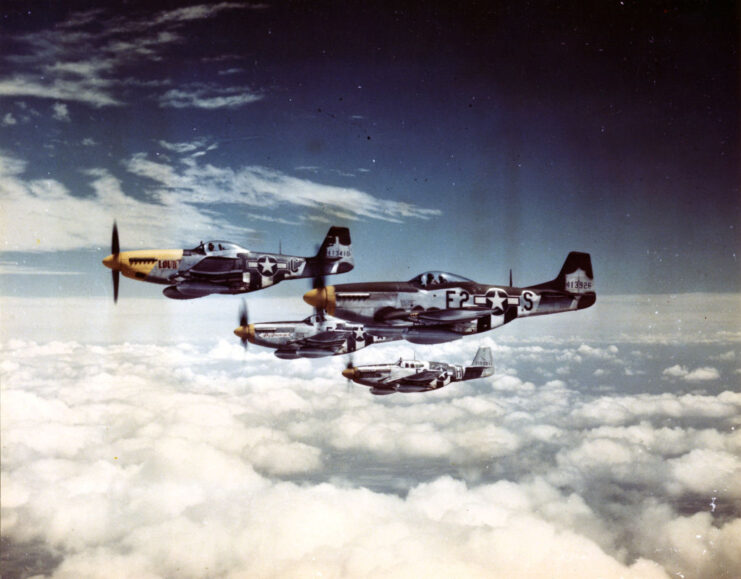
[315,226,354,274]
[471,346,493,368]
[464,346,494,380]
[529,252,594,295]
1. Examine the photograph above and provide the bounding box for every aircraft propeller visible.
[310,245,327,322]
[111,222,120,303]
[236,299,250,349]
[342,355,356,391]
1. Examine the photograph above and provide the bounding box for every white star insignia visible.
[258,256,276,275]
[485,290,507,314]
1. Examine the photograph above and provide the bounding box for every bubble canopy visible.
[409,271,473,287]
[187,241,247,255]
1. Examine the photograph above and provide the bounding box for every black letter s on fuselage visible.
[522,291,534,311]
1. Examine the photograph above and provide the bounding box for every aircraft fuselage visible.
[234,314,397,359]
[304,253,596,344]
[103,227,354,300]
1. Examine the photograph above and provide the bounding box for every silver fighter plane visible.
[234,306,398,359]
[342,346,494,395]
[304,252,595,344]
[102,224,353,301]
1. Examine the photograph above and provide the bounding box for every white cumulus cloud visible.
[663,364,721,381]
[2,298,740,579]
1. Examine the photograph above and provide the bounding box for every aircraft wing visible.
[186,256,243,278]
[373,307,414,325]
[399,369,442,384]
[374,306,491,325]
[413,307,491,324]
[379,369,439,385]
[301,330,350,347]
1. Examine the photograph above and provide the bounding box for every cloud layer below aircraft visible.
[2,294,739,578]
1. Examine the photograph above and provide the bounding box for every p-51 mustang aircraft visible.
[102,224,353,301]
[342,346,494,395]
[304,252,595,344]
[233,304,398,359]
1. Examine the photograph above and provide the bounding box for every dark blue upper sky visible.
[0,0,738,297]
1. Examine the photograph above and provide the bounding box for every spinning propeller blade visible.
[342,355,355,391]
[111,222,120,303]
[112,221,120,255]
[310,244,327,321]
[237,300,250,349]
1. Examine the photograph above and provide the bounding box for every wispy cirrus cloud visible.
[217,67,245,76]
[0,151,247,252]
[158,138,217,154]
[151,2,249,25]
[0,4,256,109]
[0,145,439,252]
[0,75,123,107]
[247,214,302,225]
[158,84,263,109]
[124,142,441,224]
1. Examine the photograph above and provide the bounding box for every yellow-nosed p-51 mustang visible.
[102,224,353,301]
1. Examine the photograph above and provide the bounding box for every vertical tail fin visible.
[529,252,594,294]
[527,252,596,310]
[464,346,494,379]
[471,346,493,367]
[315,226,354,274]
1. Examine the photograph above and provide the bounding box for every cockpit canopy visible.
[398,359,424,369]
[187,240,247,256]
[303,314,324,325]
[409,271,473,288]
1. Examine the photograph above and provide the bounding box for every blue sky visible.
[0,1,738,298]
[1,3,740,577]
